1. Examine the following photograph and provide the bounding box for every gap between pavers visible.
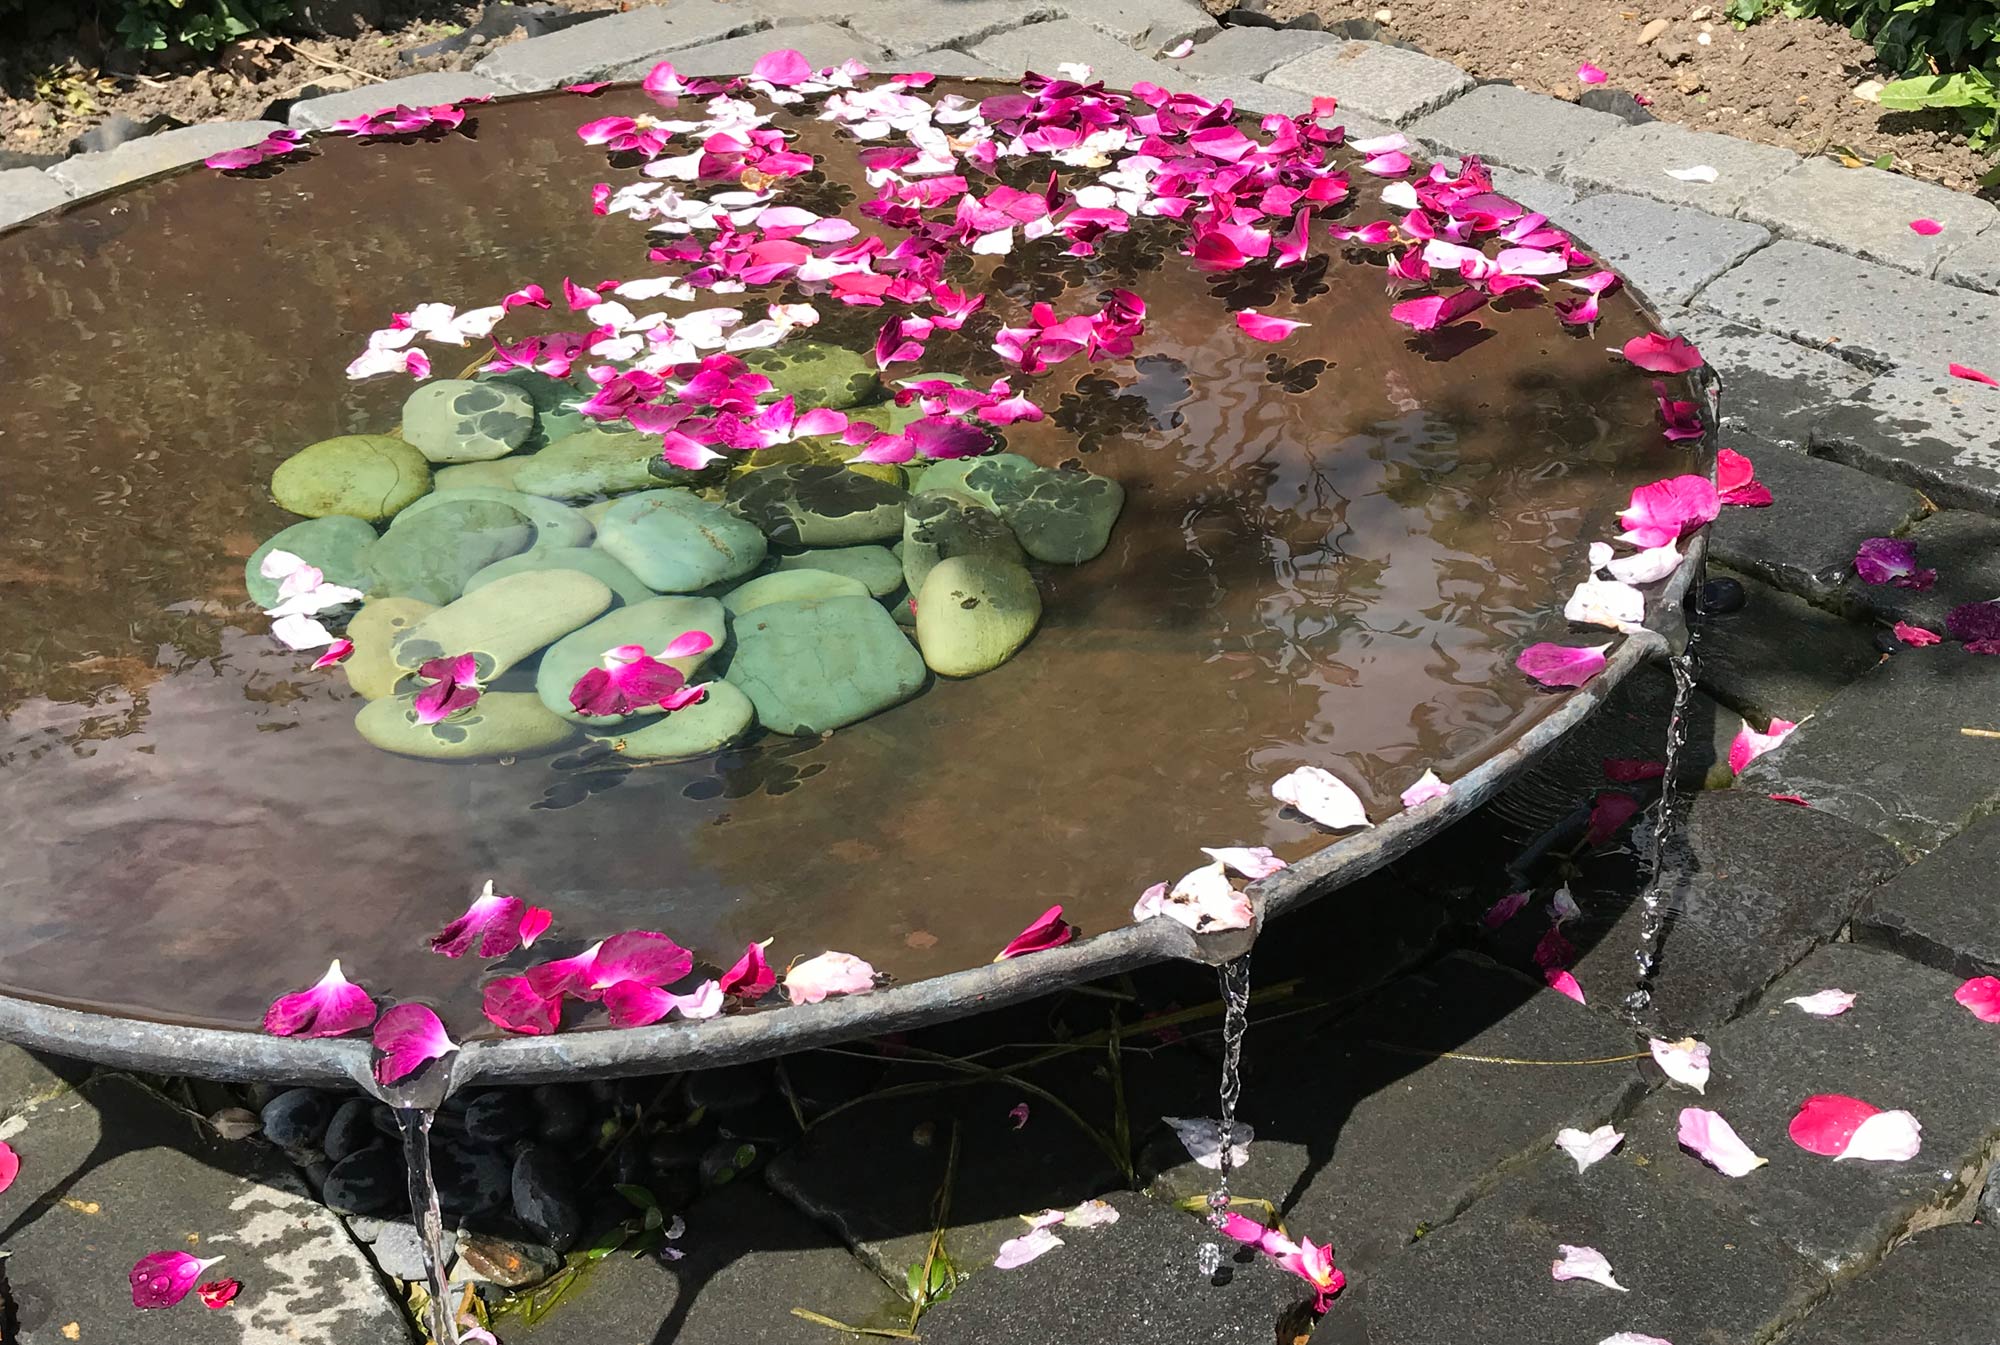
[1558,192,1770,310]
[1695,567,1885,724]
[1667,313,1876,450]
[1857,811,2000,979]
[1736,156,1999,279]
[474,1,769,91]
[1809,365,2000,515]
[1777,1223,1999,1345]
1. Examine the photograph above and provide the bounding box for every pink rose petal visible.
[371,1003,457,1086]
[1954,975,2000,1022]
[997,905,1075,960]
[784,951,876,1005]
[1552,1244,1626,1292]
[1546,969,1586,1003]
[311,638,355,669]
[1484,892,1529,927]
[1853,537,1935,589]
[1517,642,1611,688]
[1622,333,1704,374]
[480,976,562,1036]
[196,1279,241,1310]
[1400,769,1450,808]
[1716,447,1772,507]
[719,939,777,998]
[1784,989,1857,1016]
[1649,1037,1710,1093]
[589,931,694,991]
[1677,1107,1767,1176]
[1390,288,1488,332]
[431,881,552,959]
[1787,1093,1880,1156]
[1909,218,1943,235]
[1950,362,1998,387]
[1578,62,1608,84]
[263,959,378,1039]
[1893,621,1942,647]
[994,1225,1064,1268]
[1010,1102,1031,1129]
[0,1140,18,1195]
[1271,766,1372,831]
[1235,310,1309,341]
[1200,846,1287,880]
[1618,475,1719,549]
[1554,1124,1622,1172]
[1728,717,1797,774]
[1599,1336,1674,1345]
[131,1251,225,1309]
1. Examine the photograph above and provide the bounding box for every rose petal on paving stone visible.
[1909,218,1943,235]
[1599,1335,1675,1345]
[1552,1243,1627,1292]
[1554,1125,1623,1172]
[1786,1093,1881,1156]
[1953,975,2000,1022]
[1784,989,1857,1016]
[1833,1109,1923,1162]
[1949,362,1998,387]
[1649,1038,1710,1093]
[993,1225,1063,1269]
[1677,1107,1767,1177]
[1665,165,1718,182]
[1545,969,1586,1003]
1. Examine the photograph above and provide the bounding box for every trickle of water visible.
[395,1107,458,1345]
[1197,1241,1223,1275]
[1207,952,1254,1225]
[1623,645,1699,1019]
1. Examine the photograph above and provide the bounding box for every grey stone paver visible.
[1406,83,1626,178]
[1696,568,1885,722]
[847,0,1058,59]
[615,23,887,79]
[48,120,289,197]
[1068,0,1214,50]
[1174,26,1338,81]
[1858,811,2000,977]
[289,72,507,131]
[1330,1148,1827,1345]
[1558,792,1902,1033]
[473,2,766,92]
[1617,942,2000,1277]
[1809,364,2000,514]
[2,1075,409,1343]
[1840,509,2000,634]
[1780,1225,1998,1345]
[1707,439,1928,602]
[905,49,1005,77]
[1266,40,1474,127]
[1738,157,1999,278]
[1667,314,1875,449]
[0,166,70,228]
[971,19,1175,90]
[1148,952,1649,1273]
[1489,165,1574,219]
[1187,76,1314,118]
[1938,223,2000,294]
[1559,192,1771,309]
[1738,644,2000,856]
[1563,120,1802,214]
[1695,240,2000,375]
[917,1192,1302,1345]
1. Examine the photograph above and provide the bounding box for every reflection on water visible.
[0,84,1684,1033]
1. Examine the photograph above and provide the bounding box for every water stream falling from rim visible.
[1199,951,1255,1274]
[395,1106,458,1345]
[1622,639,1701,1022]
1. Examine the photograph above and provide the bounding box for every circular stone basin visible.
[0,78,1699,1079]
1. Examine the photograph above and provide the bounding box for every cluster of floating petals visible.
[204,127,311,171]
[411,653,483,724]
[329,98,484,138]
[1728,716,1798,774]
[372,1002,458,1086]
[261,549,364,650]
[1552,1244,1625,1292]
[263,959,378,1038]
[1677,1107,1767,1177]
[1788,1094,1923,1161]
[430,880,554,959]
[1852,537,1935,589]
[131,1251,226,1309]
[1134,845,1285,934]
[569,631,714,716]
[1216,1211,1345,1310]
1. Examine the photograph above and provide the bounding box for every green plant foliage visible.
[0,0,294,53]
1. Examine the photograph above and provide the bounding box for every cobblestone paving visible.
[2,4,1997,1342]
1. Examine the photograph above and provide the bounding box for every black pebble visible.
[324,1097,384,1164]
[323,1146,404,1216]
[260,1088,335,1150]
[1873,627,1904,654]
[464,1090,538,1145]
[1699,577,1746,615]
[533,1084,590,1144]
[433,1140,513,1221]
[513,1146,584,1251]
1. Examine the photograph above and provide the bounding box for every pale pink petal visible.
[1400,769,1450,808]
[1555,1124,1623,1172]
[1665,164,1718,182]
[1163,37,1194,58]
[783,951,877,1005]
[1551,886,1582,922]
[1909,218,1943,235]
[1517,642,1611,688]
[1649,1037,1710,1093]
[1838,1109,1923,1162]
[1062,1198,1119,1228]
[1728,717,1798,774]
[1578,62,1608,84]
[1271,765,1372,831]
[1199,846,1288,880]
[1566,577,1646,633]
[1601,543,1683,585]
[371,1003,458,1086]
[1677,1107,1767,1176]
[1546,968,1586,1003]
[1160,860,1255,932]
[1132,880,1171,923]
[263,959,378,1038]
[1954,975,2000,1022]
[131,1251,226,1309]
[1552,1244,1626,1292]
[1235,310,1309,341]
[1009,1102,1031,1129]
[1165,1116,1253,1170]
[1784,989,1857,1016]
[1599,1335,1675,1344]
[994,1226,1064,1268]
[270,613,337,651]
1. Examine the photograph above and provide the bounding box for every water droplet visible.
[1197,1242,1222,1276]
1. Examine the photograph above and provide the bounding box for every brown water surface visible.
[0,84,1686,1034]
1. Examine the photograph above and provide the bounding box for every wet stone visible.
[467,545,655,606]
[596,488,769,592]
[246,515,378,607]
[1809,363,2000,514]
[512,1145,584,1251]
[534,1083,589,1143]
[463,1089,538,1145]
[325,1096,383,1164]
[393,570,613,682]
[918,453,1124,564]
[398,486,596,550]
[1147,952,1648,1275]
[370,1219,437,1282]
[603,678,755,760]
[402,378,536,464]
[0,1075,409,1343]
[1781,1225,1998,1345]
[271,433,433,522]
[1707,438,1928,602]
[260,1087,335,1150]
[1557,791,1902,1032]
[535,594,726,725]
[513,427,679,499]
[457,1230,561,1289]
[728,462,909,547]
[727,595,929,736]
[436,1139,514,1223]
[1858,812,2000,977]
[916,555,1042,676]
[901,491,1026,593]
[342,596,436,699]
[1556,192,1770,308]
[1665,314,1875,450]
[684,1062,772,1114]
[918,1191,1305,1345]
[355,690,579,761]
[323,1142,405,1215]
[1616,942,2000,1277]
[363,498,535,604]
[1694,568,1882,723]
[775,543,905,597]
[724,567,872,616]
[1840,510,2000,634]
[738,339,880,410]
[1737,644,2000,857]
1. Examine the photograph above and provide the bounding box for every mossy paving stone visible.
[1777,1225,1997,1345]
[355,691,578,760]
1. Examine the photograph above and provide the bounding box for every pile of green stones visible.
[255,341,1125,763]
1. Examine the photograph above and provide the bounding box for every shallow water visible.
[0,83,1686,1033]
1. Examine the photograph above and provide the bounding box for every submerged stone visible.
[362,499,535,604]
[727,595,927,735]
[915,556,1041,677]
[516,428,699,499]
[917,453,1124,564]
[900,492,1025,593]
[401,379,536,463]
[396,486,595,550]
[355,691,578,760]
[342,597,437,699]
[479,366,586,451]
[595,489,768,593]
[271,434,432,521]
[432,459,526,492]
[466,547,656,606]
[723,436,905,488]
[774,544,904,597]
[722,568,871,616]
[536,595,727,724]
[392,570,614,681]
[602,679,755,760]
[245,515,377,608]
[739,339,880,410]
[727,462,908,546]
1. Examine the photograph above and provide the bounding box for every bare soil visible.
[1257,0,1998,197]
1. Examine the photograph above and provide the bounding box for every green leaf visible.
[904,1263,924,1304]
[614,1182,657,1211]
[1878,70,1997,110]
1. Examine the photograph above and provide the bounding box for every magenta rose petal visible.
[1621,332,1704,373]
[590,931,695,990]
[481,977,562,1035]
[1516,642,1611,688]
[1954,975,2000,1022]
[719,939,777,998]
[371,1003,458,1087]
[1909,217,1943,235]
[263,959,378,1039]
[131,1251,224,1309]
[1949,362,1998,387]
[1234,310,1309,341]
[996,905,1075,960]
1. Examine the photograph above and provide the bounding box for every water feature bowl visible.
[0,71,1711,1097]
